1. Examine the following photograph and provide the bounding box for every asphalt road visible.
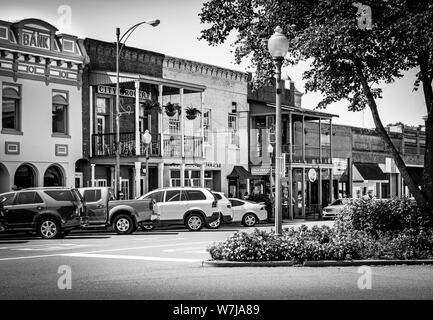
[0,220,432,300]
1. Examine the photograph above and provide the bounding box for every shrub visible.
[334,198,432,237]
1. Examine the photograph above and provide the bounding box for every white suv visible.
[138,187,220,231]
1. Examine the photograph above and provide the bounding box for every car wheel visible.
[206,214,221,229]
[37,218,61,239]
[141,225,155,231]
[242,213,257,227]
[113,215,135,235]
[185,213,204,231]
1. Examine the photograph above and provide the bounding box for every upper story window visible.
[203,109,210,143]
[2,83,21,132]
[228,113,239,147]
[169,114,180,135]
[52,91,69,135]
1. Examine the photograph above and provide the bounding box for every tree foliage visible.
[199,0,433,215]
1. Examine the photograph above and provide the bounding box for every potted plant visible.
[142,98,162,113]
[185,106,201,120]
[163,102,181,117]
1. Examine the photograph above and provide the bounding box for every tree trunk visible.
[418,53,433,208]
[353,60,432,217]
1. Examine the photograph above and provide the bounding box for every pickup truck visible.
[78,187,159,235]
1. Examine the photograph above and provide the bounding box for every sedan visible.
[228,198,268,227]
[322,198,352,219]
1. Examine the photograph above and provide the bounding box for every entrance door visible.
[96,116,105,155]
[292,169,304,218]
[120,179,129,200]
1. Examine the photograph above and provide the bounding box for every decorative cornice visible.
[164,56,248,82]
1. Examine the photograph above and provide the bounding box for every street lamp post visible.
[115,19,160,199]
[142,130,152,194]
[268,26,289,235]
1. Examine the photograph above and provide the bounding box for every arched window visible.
[2,84,21,131]
[14,164,36,189]
[44,165,65,187]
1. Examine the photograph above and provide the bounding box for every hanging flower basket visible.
[142,98,162,113]
[163,102,181,117]
[185,106,201,120]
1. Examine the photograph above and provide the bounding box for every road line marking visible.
[0,254,62,261]
[162,246,207,253]
[186,250,208,254]
[131,237,186,241]
[68,241,210,255]
[61,252,202,263]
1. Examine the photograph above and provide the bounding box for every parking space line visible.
[61,252,202,262]
[0,254,63,261]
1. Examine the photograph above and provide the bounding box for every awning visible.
[227,166,259,180]
[353,162,388,183]
[407,166,423,186]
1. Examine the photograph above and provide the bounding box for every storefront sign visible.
[205,161,221,169]
[22,30,50,50]
[251,166,272,175]
[308,169,317,182]
[97,85,149,99]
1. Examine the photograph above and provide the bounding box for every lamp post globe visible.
[268,26,289,58]
[268,26,288,236]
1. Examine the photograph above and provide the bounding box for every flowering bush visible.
[207,221,433,263]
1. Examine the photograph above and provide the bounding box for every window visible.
[213,193,222,200]
[203,110,210,143]
[82,189,102,203]
[169,115,180,134]
[170,170,181,187]
[186,190,206,201]
[16,192,43,205]
[165,189,186,202]
[185,170,200,187]
[144,190,164,203]
[0,193,15,205]
[228,113,239,147]
[44,190,74,201]
[2,84,21,131]
[52,91,69,134]
[230,199,244,207]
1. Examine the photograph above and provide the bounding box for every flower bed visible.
[207,198,433,264]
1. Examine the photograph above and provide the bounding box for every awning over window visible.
[353,162,388,183]
[227,166,259,180]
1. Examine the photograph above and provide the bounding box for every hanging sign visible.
[308,169,317,182]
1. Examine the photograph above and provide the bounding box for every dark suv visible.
[0,187,86,239]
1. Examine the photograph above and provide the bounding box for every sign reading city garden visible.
[97,85,150,99]
[22,30,50,50]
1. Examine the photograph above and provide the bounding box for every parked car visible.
[228,198,268,227]
[138,187,220,231]
[207,191,233,229]
[322,198,352,219]
[78,187,159,235]
[0,187,86,239]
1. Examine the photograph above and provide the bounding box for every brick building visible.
[79,38,249,198]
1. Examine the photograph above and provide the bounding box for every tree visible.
[199,0,433,216]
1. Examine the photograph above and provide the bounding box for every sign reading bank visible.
[22,30,51,50]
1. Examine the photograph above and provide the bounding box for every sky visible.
[1,0,428,128]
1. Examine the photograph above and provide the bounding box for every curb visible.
[202,260,295,267]
[303,259,433,267]
[202,259,433,267]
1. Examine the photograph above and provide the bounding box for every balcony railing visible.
[163,134,203,158]
[91,132,203,159]
[92,132,160,157]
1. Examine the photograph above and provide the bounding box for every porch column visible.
[158,163,164,188]
[302,167,305,218]
[180,88,185,158]
[246,179,251,195]
[200,163,205,187]
[319,118,322,162]
[134,161,141,198]
[91,164,95,187]
[329,168,334,202]
[200,91,205,157]
[288,167,293,219]
[135,81,140,156]
[89,85,93,158]
[159,84,164,157]
[288,112,293,163]
[318,168,322,219]
[302,115,305,162]
[180,162,185,187]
